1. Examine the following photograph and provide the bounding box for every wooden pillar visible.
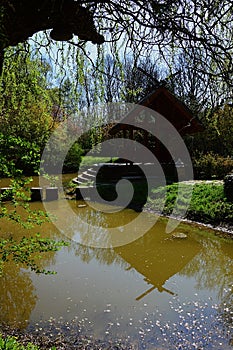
[129,127,134,140]
[123,129,127,155]
[144,130,148,147]
[76,186,83,200]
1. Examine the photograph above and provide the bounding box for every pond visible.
[0,175,233,349]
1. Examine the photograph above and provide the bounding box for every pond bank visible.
[145,208,233,240]
[145,181,233,239]
[0,325,137,350]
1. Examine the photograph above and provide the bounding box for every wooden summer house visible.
[74,85,204,190]
[109,86,203,164]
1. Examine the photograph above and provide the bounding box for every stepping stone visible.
[31,187,43,201]
[172,232,187,239]
[46,187,58,201]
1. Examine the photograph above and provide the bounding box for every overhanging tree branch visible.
[0,0,232,86]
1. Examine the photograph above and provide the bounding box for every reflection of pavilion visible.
[114,224,201,300]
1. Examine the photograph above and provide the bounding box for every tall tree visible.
[0,47,54,146]
[0,47,55,174]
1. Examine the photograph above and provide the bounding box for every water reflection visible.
[179,235,233,338]
[44,199,159,248]
[0,203,64,328]
[114,221,201,299]
[73,243,125,267]
[70,203,201,298]
[179,237,233,298]
[0,263,37,328]
[0,196,233,347]
[219,286,233,337]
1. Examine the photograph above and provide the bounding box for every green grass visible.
[79,156,117,168]
[0,334,56,350]
[147,183,233,227]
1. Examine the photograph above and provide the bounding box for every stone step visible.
[82,172,96,179]
[77,175,92,182]
[86,168,98,174]
[77,180,92,186]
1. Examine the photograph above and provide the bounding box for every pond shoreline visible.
[0,325,137,350]
[143,181,233,240]
[144,206,233,239]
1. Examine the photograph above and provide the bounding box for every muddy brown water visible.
[0,175,233,349]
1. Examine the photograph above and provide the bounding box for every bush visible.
[0,133,41,176]
[63,142,83,173]
[192,152,233,179]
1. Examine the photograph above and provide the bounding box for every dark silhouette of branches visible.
[0,1,232,85]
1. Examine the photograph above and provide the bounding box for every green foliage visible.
[40,122,84,173]
[0,133,41,176]
[192,152,233,180]
[41,173,59,188]
[207,104,233,156]
[0,176,32,206]
[63,142,83,172]
[0,177,69,275]
[0,234,68,276]
[0,48,54,144]
[148,183,233,227]
[0,334,54,350]
[186,104,233,161]
[0,47,55,176]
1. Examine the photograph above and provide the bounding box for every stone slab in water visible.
[46,187,58,201]
[31,187,43,201]
[172,232,187,239]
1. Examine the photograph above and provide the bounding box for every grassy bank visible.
[73,179,233,227]
[146,182,233,228]
[80,156,117,167]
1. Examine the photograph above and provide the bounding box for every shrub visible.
[192,152,233,179]
[63,142,83,173]
[0,133,41,176]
